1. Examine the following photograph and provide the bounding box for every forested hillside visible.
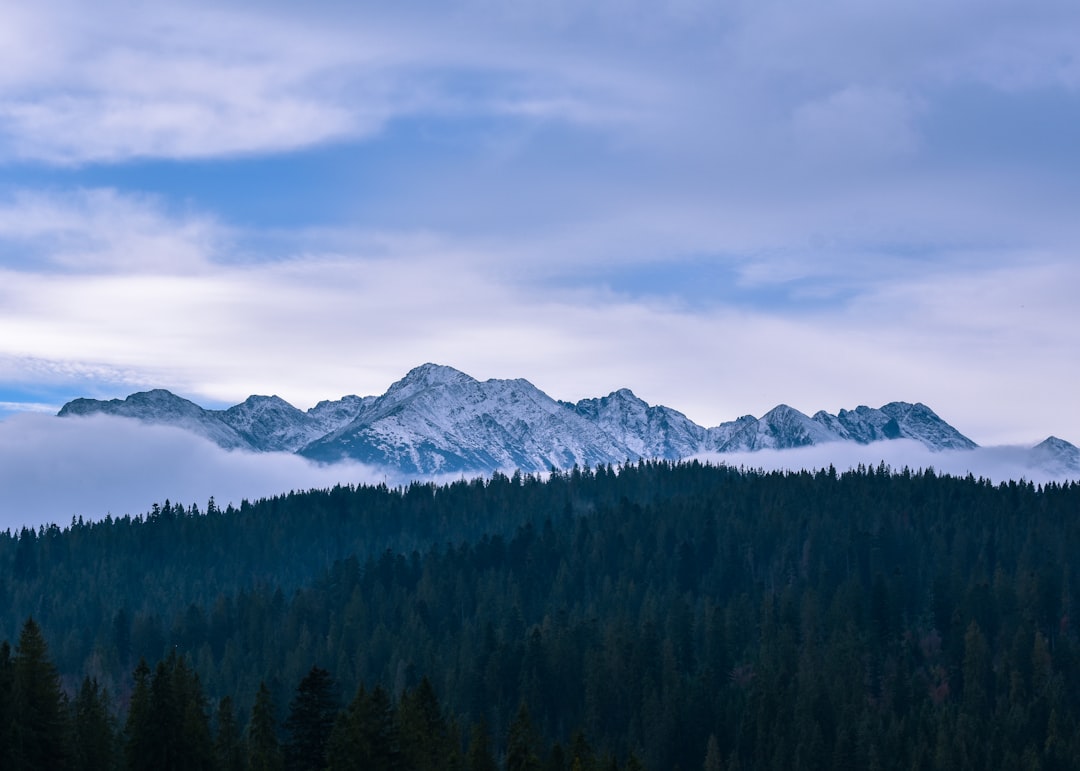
[3,462,1080,769]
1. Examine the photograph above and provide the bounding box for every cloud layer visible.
[0,412,1072,534]
[0,413,383,532]
[697,439,1077,490]
[1,1,1078,471]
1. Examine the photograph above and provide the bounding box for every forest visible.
[2,460,1080,770]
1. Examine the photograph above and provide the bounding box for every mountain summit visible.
[57,363,1073,477]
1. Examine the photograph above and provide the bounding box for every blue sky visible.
[1,0,1079,455]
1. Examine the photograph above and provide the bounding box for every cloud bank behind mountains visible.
[695,439,1075,489]
[0,413,385,532]
[1,414,1074,533]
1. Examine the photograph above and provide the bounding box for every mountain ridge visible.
[56,363,1077,477]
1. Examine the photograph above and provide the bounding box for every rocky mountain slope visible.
[57,363,1075,477]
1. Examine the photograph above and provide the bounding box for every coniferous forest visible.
[2,461,1080,770]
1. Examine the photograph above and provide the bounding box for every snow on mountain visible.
[215,395,323,452]
[715,404,842,452]
[812,406,902,443]
[807,402,976,450]
[877,402,977,451]
[1028,436,1080,476]
[58,390,251,450]
[705,415,758,449]
[307,395,374,435]
[568,388,706,460]
[300,364,630,474]
[56,363,1035,478]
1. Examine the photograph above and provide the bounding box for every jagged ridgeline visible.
[59,362,1049,479]
[3,462,1080,770]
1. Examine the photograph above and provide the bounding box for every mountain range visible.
[58,363,1079,477]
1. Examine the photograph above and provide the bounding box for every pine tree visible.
[248,682,283,771]
[325,683,400,771]
[507,703,541,771]
[11,617,70,771]
[215,696,247,771]
[466,721,498,771]
[0,641,15,770]
[399,676,450,771]
[126,659,154,771]
[72,676,116,771]
[284,665,340,771]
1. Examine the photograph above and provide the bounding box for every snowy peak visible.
[59,390,250,450]
[383,363,477,399]
[56,364,1050,478]
[1029,436,1080,476]
[301,371,626,474]
[307,395,373,434]
[570,389,706,460]
[878,402,977,451]
[717,404,839,452]
[826,406,903,443]
[216,395,318,452]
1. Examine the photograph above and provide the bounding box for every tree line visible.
[2,616,626,771]
[2,461,1080,768]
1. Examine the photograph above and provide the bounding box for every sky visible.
[1,1,1079,526]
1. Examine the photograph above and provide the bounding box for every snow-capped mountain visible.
[1028,436,1080,477]
[56,363,1075,478]
[301,364,628,473]
[216,394,372,452]
[810,402,977,451]
[566,388,707,460]
[59,390,252,450]
[715,404,840,452]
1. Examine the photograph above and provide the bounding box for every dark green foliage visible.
[11,617,69,771]
[215,696,246,771]
[72,676,117,771]
[125,652,213,771]
[399,676,454,771]
[126,659,154,771]
[507,703,541,771]
[284,666,339,771]
[4,463,1080,769]
[325,683,400,771]
[248,683,283,771]
[0,641,14,770]
[466,721,498,771]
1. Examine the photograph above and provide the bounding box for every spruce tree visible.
[466,721,498,771]
[507,703,541,771]
[326,683,400,771]
[248,682,283,771]
[11,618,70,771]
[284,665,340,771]
[126,659,154,771]
[399,676,450,771]
[215,696,247,771]
[72,676,116,771]
[0,641,15,770]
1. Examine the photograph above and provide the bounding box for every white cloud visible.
[696,439,1079,488]
[0,188,219,273]
[0,187,1078,449]
[0,413,384,532]
[0,3,409,163]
